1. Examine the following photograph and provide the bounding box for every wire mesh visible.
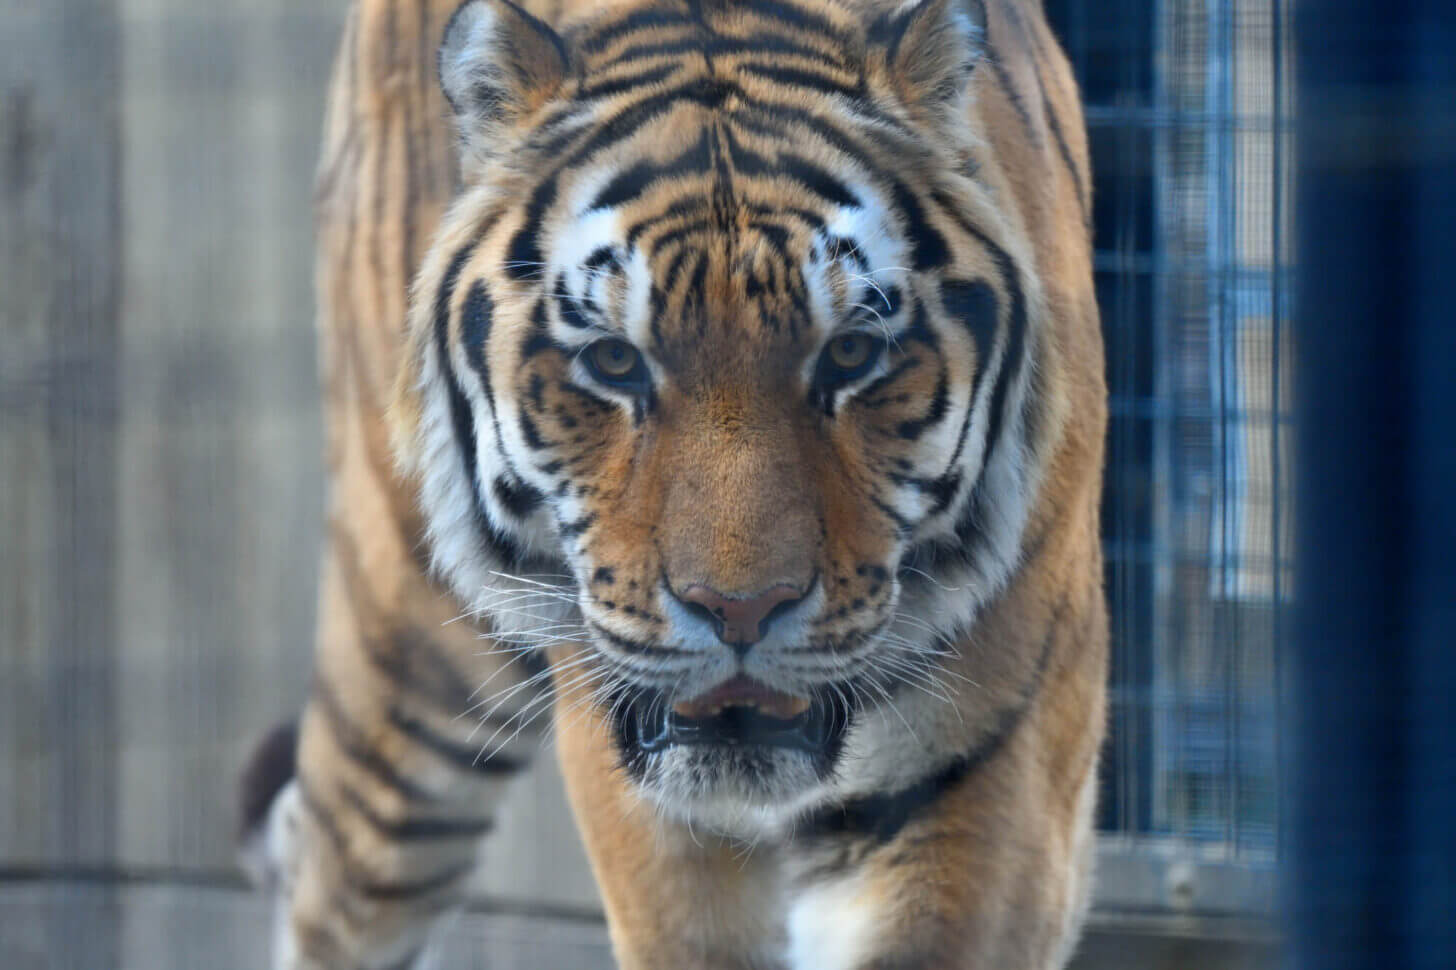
[1045,0,1293,862]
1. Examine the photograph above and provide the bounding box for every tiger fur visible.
[239,0,1108,967]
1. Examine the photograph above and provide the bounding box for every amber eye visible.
[828,333,875,371]
[584,338,647,389]
[815,332,885,393]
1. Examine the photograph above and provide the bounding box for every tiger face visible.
[396,0,1044,833]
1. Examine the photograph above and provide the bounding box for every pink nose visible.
[678,583,806,648]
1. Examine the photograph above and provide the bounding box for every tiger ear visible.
[867,0,986,116]
[439,0,569,176]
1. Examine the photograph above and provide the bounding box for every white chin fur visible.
[637,746,824,841]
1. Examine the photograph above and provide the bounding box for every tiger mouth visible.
[622,676,850,754]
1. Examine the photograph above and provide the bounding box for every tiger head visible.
[394,0,1053,832]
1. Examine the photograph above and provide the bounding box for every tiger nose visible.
[677,583,807,651]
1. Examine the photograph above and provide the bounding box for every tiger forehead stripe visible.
[575,0,857,61]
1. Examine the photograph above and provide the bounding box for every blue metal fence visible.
[1045,0,1291,866]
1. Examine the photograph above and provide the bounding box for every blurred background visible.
[5,0,1446,968]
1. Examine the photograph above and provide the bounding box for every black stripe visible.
[825,233,869,270]
[940,278,998,361]
[888,177,950,270]
[739,0,850,46]
[435,250,530,568]
[730,31,850,71]
[553,274,592,328]
[896,367,950,440]
[590,129,713,210]
[584,246,620,271]
[336,779,495,842]
[877,284,906,322]
[593,38,707,70]
[890,469,962,517]
[1039,83,1089,221]
[749,220,792,259]
[493,475,544,518]
[578,9,696,56]
[520,299,563,361]
[685,251,710,306]
[866,1,920,64]
[625,197,709,247]
[296,781,475,902]
[736,62,865,100]
[964,272,1026,518]
[556,379,615,413]
[570,78,746,164]
[578,64,681,101]
[937,277,999,471]
[798,593,1065,844]
[996,0,1089,224]
[929,193,1030,495]
[328,525,530,724]
[518,408,555,450]
[507,178,558,281]
[798,753,974,843]
[730,96,913,175]
[389,705,526,775]
[985,51,1037,142]
[859,355,923,406]
[559,511,598,538]
[460,278,544,516]
[732,103,946,268]
[723,128,860,208]
[597,33,848,75]
[870,494,914,535]
[528,73,751,175]
[461,279,495,404]
[309,680,436,803]
[890,295,938,351]
[360,625,524,729]
[746,200,826,230]
[650,219,710,257]
[656,248,701,311]
[589,622,691,657]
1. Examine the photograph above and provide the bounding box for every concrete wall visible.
[1,0,600,913]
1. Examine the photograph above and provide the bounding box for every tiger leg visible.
[240,541,549,970]
[549,610,1102,970]
[776,604,1106,970]
[546,653,785,970]
[777,747,1101,970]
[553,710,1097,970]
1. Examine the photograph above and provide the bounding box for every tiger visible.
[238,0,1108,966]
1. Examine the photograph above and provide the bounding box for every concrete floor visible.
[1,878,1279,970]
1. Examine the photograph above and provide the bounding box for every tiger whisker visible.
[474,661,605,756]
[462,650,597,723]
[895,565,964,592]
[487,569,576,590]
[483,665,609,761]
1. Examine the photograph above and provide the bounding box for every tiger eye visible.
[827,333,874,371]
[590,339,641,379]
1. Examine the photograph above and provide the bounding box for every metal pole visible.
[1292,1,1456,968]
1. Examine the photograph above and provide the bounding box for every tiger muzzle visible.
[618,675,851,755]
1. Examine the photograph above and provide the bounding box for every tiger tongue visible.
[671,676,812,721]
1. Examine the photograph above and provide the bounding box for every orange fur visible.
[243,1,1108,967]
